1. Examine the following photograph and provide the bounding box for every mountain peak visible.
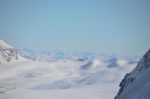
[0,38,26,64]
[0,38,14,48]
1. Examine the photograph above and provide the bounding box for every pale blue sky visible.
[0,0,150,55]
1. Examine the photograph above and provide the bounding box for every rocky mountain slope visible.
[115,49,150,99]
[0,38,25,65]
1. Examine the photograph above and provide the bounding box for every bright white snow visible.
[0,38,138,99]
[0,58,137,99]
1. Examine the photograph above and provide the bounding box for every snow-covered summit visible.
[115,49,150,99]
[0,38,14,48]
[0,38,26,64]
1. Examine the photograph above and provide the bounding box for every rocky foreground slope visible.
[115,49,150,99]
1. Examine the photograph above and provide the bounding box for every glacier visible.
[0,38,139,99]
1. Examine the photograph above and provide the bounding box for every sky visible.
[0,0,150,55]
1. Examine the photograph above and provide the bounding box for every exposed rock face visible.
[0,46,19,62]
[115,49,150,99]
[0,39,23,64]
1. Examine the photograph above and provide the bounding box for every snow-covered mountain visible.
[21,49,37,60]
[115,49,150,99]
[0,38,141,99]
[0,38,26,65]
[21,50,96,62]
[21,49,139,66]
